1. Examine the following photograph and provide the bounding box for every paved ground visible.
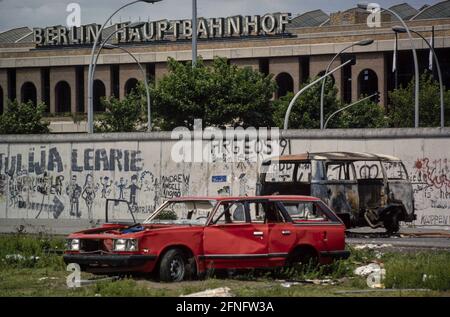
[346,227,450,250]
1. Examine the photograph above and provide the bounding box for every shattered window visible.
[263,162,311,183]
[281,201,330,222]
[383,162,409,180]
[145,200,215,225]
[325,163,355,181]
[213,202,246,224]
[353,161,383,179]
[248,202,286,224]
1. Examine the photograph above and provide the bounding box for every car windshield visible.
[144,200,217,226]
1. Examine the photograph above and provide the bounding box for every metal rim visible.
[169,256,185,281]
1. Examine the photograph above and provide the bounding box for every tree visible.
[0,100,49,134]
[389,72,450,127]
[339,98,389,129]
[272,77,341,129]
[152,57,277,130]
[95,85,147,133]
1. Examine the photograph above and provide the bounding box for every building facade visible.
[1,1,450,132]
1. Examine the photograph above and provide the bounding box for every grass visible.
[0,234,449,297]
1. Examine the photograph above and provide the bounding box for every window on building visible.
[55,81,71,113]
[259,58,270,76]
[275,72,294,98]
[93,79,106,112]
[7,69,16,101]
[124,78,139,96]
[20,82,37,105]
[358,69,378,102]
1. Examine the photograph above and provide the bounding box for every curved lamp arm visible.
[283,59,352,131]
[324,93,378,129]
[109,46,152,132]
[320,42,357,129]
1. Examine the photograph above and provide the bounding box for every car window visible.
[264,163,295,182]
[281,201,330,222]
[212,202,246,224]
[144,200,215,225]
[353,161,383,179]
[248,201,286,224]
[326,163,355,181]
[263,163,311,183]
[382,162,409,180]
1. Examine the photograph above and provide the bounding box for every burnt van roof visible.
[264,152,402,163]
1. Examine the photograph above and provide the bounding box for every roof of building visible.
[412,0,450,19]
[389,3,419,19]
[290,9,329,28]
[0,26,32,44]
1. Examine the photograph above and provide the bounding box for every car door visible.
[202,201,269,269]
[260,201,297,266]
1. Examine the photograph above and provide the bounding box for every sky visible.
[0,0,440,32]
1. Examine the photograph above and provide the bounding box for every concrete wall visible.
[1,128,450,233]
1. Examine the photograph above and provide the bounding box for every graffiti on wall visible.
[412,157,450,226]
[0,146,197,222]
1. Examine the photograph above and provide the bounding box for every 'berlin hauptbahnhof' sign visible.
[33,13,291,47]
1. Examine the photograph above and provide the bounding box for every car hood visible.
[68,223,197,239]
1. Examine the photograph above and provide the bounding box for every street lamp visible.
[192,0,198,67]
[103,44,152,132]
[324,92,379,129]
[284,59,353,131]
[87,0,163,134]
[320,39,374,129]
[393,26,445,129]
[358,3,420,128]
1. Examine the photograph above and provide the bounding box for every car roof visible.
[263,152,401,163]
[168,195,321,202]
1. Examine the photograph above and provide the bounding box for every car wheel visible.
[287,248,318,267]
[384,213,400,235]
[159,249,187,282]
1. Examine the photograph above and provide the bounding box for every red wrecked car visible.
[64,196,349,282]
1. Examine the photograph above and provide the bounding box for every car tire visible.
[159,249,188,282]
[287,248,318,267]
[384,213,400,235]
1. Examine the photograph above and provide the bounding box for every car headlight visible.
[113,239,138,252]
[67,239,80,251]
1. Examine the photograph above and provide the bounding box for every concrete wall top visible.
[1,128,450,144]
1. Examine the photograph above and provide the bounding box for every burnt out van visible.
[257,152,416,233]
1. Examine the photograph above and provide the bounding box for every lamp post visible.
[358,3,420,128]
[324,92,379,129]
[192,0,198,67]
[320,39,374,129]
[393,26,445,129]
[283,59,353,131]
[87,0,162,134]
[103,44,152,132]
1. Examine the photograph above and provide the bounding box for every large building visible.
[1,1,450,132]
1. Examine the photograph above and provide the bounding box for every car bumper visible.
[63,254,157,269]
[320,250,351,260]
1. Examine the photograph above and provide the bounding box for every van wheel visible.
[159,249,187,282]
[384,213,400,235]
